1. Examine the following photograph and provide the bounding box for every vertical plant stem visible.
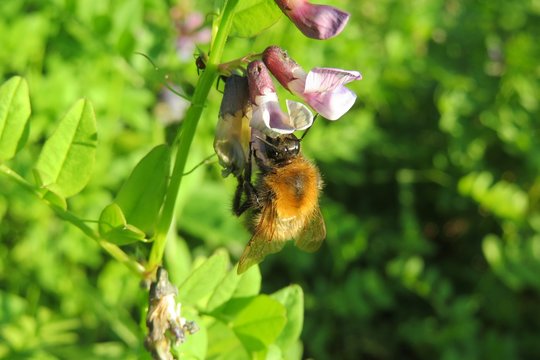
[147,0,240,272]
[147,68,217,271]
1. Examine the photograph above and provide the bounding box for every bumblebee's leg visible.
[233,176,262,216]
[233,175,250,216]
[251,142,273,174]
[245,141,262,207]
[233,142,256,216]
[245,141,255,184]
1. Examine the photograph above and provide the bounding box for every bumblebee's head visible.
[262,134,300,164]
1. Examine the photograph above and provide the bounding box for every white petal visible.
[286,100,314,130]
[292,67,308,80]
[250,101,295,136]
[253,93,279,106]
[288,78,307,97]
[305,68,362,93]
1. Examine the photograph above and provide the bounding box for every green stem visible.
[147,0,240,272]
[209,0,239,66]
[0,164,145,276]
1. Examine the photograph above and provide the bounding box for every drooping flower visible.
[247,60,313,137]
[214,75,252,177]
[274,0,350,40]
[145,268,198,360]
[263,45,362,120]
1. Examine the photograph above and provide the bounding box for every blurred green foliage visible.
[1,0,540,359]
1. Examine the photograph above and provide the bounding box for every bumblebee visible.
[234,133,326,274]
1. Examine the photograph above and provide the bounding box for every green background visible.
[1,0,539,359]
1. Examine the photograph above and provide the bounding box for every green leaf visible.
[207,264,262,312]
[178,250,229,306]
[34,99,97,198]
[229,295,286,352]
[98,203,146,245]
[207,268,241,312]
[165,233,193,287]
[0,76,31,162]
[115,144,170,234]
[282,341,303,360]
[99,203,126,236]
[42,189,67,211]
[271,285,304,351]
[231,0,282,38]
[103,225,147,245]
[206,320,250,360]
[233,265,261,298]
[255,344,282,360]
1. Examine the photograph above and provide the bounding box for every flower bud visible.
[214,75,252,177]
[274,0,350,40]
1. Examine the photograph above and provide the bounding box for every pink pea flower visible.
[274,0,350,40]
[247,60,313,137]
[263,45,362,120]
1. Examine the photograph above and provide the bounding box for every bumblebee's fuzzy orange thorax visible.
[265,157,320,220]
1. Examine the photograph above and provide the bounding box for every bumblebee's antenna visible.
[300,113,319,141]
[255,135,279,151]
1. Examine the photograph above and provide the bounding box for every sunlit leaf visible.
[177,250,229,305]
[42,188,67,210]
[0,76,31,162]
[230,0,282,38]
[271,285,303,351]
[207,264,261,312]
[98,203,146,245]
[34,99,97,198]
[115,144,170,234]
[165,233,192,286]
[99,203,126,236]
[206,320,250,360]
[230,295,286,352]
[207,268,241,312]
[233,265,261,297]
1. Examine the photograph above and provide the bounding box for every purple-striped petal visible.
[305,68,362,93]
[303,86,357,120]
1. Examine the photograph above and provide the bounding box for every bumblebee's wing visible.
[237,204,286,274]
[294,207,326,252]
